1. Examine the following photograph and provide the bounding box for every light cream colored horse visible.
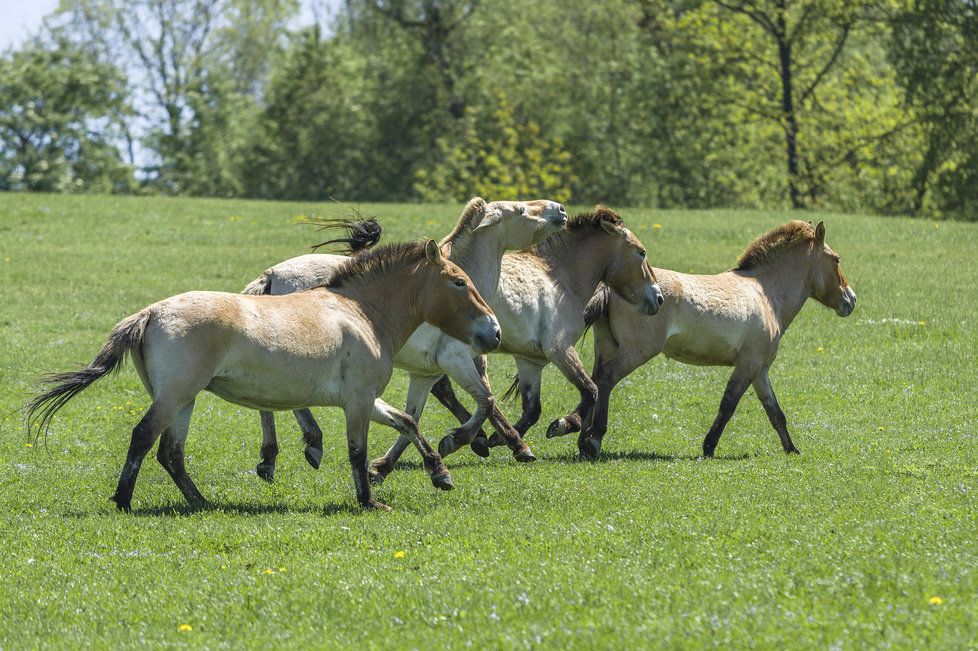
[428,207,663,455]
[27,240,499,512]
[242,198,568,482]
[581,220,856,459]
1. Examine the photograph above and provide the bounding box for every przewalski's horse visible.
[26,240,499,512]
[428,207,664,455]
[581,220,856,459]
[241,198,568,482]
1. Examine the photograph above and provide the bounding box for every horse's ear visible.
[473,204,505,232]
[814,221,826,245]
[600,219,625,238]
[425,239,444,266]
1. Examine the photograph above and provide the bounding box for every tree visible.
[0,37,132,192]
[414,92,576,203]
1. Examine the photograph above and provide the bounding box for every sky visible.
[0,0,60,49]
[0,0,341,50]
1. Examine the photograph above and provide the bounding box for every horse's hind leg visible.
[484,359,543,449]
[111,400,183,512]
[293,408,324,469]
[702,367,754,458]
[545,347,597,440]
[369,399,452,491]
[344,400,390,511]
[752,367,799,454]
[157,400,206,506]
[256,411,278,481]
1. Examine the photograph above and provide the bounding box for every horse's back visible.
[266,253,347,295]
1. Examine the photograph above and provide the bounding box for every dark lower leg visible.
[257,411,278,481]
[702,373,751,457]
[294,408,324,469]
[157,442,205,505]
[430,375,488,440]
[760,397,798,453]
[112,417,162,512]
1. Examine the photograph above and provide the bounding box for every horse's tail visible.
[309,215,382,254]
[25,310,151,438]
[241,270,272,295]
[584,284,612,330]
[501,374,521,402]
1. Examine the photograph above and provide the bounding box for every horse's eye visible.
[453,279,466,287]
[639,250,647,258]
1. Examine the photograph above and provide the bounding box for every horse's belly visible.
[661,330,738,366]
[207,354,347,410]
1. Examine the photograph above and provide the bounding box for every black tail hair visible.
[501,374,521,402]
[308,212,382,254]
[583,284,612,330]
[25,310,150,439]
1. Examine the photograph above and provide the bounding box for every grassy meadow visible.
[0,193,976,648]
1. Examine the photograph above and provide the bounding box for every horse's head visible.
[597,212,664,316]
[420,239,500,353]
[475,199,567,250]
[809,221,856,317]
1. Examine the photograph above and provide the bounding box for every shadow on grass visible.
[60,500,363,519]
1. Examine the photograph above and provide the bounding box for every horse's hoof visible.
[579,437,601,460]
[364,499,393,512]
[702,448,716,459]
[368,469,385,486]
[438,435,458,458]
[470,435,491,458]
[431,472,454,491]
[786,446,801,455]
[513,447,537,463]
[256,462,275,482]
[304,445,323,470]
[546,418,567,438]
[109,493,132,513]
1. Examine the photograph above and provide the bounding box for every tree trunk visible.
[776,10,802,209]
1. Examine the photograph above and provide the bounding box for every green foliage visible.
[2,194,978,646]
[0,37,132,193]
[415,93,576,203]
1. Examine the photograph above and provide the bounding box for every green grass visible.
[1,193,976,648]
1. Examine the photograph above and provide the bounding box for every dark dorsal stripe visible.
[321,241,428,289]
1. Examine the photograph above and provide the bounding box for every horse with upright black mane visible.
[26,239,499,512]
[580,220,856,459]
[427,206,664,455]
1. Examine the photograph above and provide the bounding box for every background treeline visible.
[1,0,976,218]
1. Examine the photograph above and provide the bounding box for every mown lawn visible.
[1,193,975,648]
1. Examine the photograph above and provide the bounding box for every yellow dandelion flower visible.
[929,596,943,605]
[263,568,275,575]
[878,426,885,431]
[24,443,33,448]
[178,624,193,632]
[919,321,926,326]
[653,224,662,229]
[816,346,824,352]
[278,567,287,573]
[393,551,406,559]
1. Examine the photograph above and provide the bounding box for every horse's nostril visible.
[656,294,664,306]
[494,329,501,341]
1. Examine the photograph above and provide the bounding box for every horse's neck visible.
[336,274,426,353]
[444,230,504,299]
[540,231,609,304]
[753,255,811,330]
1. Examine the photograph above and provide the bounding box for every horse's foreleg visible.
[752,368,799,454]
[430,375,487,439]
[702,368,754,458]
[293,408,324,470]
[447,355,535,462]
[370,374,440,481]
[111,400,181,512]
[369,399,453,491]
[256,411,278,481]
[157,400,206,506]
[345,400,390,511]
[578,351,634,459]
[546,347,597,440]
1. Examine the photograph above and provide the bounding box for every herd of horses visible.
[26,198,856,512]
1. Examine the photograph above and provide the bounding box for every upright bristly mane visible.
[734,220,816,271]
[321,241,428,289]
[529,205,623,253]
[441,197,488,244]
